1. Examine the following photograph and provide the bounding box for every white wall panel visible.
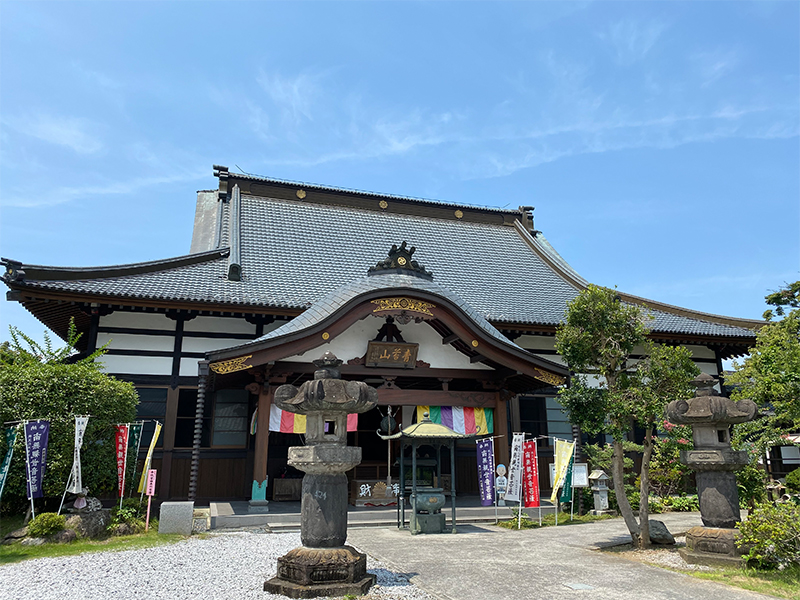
[182,337,252,353]
[100,312,176,330]
[184,316,256,334]
[97,333,174,352]
[180,357,201,377]
[99,355,172,376]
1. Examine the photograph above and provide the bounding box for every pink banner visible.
[115,425,129,499]
[523,439,540,508]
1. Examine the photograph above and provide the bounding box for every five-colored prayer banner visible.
[415,406,493,435]
[268,406,357,433]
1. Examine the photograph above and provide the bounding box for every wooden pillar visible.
[252,384,273,485]
[188,361,209,501]
[159,387,180,499]
[494,392,510,468]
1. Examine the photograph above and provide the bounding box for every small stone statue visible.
[495,464,508,506]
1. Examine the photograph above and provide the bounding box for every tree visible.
[728,281,800,486]
[0,321,138,513]
[555,284,699,548]
[728,281,800,426]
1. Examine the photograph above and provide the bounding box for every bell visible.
[380,414,397,434]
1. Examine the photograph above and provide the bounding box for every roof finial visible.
[367,241,433,280]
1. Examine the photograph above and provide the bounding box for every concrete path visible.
[348,513,776,600]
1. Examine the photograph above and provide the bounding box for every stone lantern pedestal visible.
[264,353,378,598]
[665,374,757,567]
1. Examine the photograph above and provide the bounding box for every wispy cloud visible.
[692,48,739,87]
[3,113,103,154]
[256,69,323,125]
[599,19,668,65]
[1,169,207,208]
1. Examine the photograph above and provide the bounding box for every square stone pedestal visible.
[158,501,194,535]
[248,499,269,514]
[678,526,745,567]
[414,513,446,534]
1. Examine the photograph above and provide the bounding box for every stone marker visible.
[158,501,194,535]
[264,352,378,599]
[665,374,757,566]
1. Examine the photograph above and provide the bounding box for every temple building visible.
[2,165,761,503]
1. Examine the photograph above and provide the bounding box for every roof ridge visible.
[2,248,229,282]
[225,170,518,215]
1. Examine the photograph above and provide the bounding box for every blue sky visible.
[1,1,798,343]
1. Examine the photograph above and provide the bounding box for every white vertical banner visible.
[504,432,525,503]
[66,417,89,493]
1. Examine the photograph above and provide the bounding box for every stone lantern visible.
[665,373,757,566]
[264,352,378,598]
[588,470,614,516]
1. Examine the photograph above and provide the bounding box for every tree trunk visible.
[637,424,654,549]
[612,439,640,545]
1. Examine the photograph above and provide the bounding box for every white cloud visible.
[599,19,668,65]
[3,113,103,154]
[1,170,207,208]
[256,69,321,124]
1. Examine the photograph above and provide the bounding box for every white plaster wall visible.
[96,333,174,352]
[517,335,557,351]
[180,357,201,377]
[182,337,254,353]
[99,355,172,375]
[184,316,257,334]
[683,344,716,360]
[99,312,176,330]
[282,316,492,370]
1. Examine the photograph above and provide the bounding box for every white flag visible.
[66,417,89,493]
[504,432,525,503]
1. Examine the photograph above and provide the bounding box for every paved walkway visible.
[347,512,776,600]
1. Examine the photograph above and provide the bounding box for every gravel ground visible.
[602,536,715,572]
[0,532,436,600]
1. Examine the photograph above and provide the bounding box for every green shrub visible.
[0,322,138,513]
[668,494,699,512]
[27,512,66,537]
[785,468,800,493]
[109,498,147,533]
[737,503,800,569]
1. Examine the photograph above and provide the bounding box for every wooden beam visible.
[494,393,510,468]
[442,333,459,345]
[470,354,486,363]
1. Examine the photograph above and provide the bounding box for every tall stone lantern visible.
[264,352,378,598]
[665,373,757,566]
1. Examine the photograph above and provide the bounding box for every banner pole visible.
[58,470,72,516]
[570,485,575,521]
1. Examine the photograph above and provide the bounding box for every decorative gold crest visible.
[379,200,388,209]
[296,189,307,199]
[533,368,566,387]
[209,355,253,375]
[371,297,435,317]
[454,210,464,219]
[322,332,330,340]
[471,340,479,347]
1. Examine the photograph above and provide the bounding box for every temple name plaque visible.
[366,341,419,368]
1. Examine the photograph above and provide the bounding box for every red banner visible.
[115,425,129,499]
[523,439,540,508]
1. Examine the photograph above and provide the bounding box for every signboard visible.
[366,341,419,368]
[146,469,157,496]
[572,463,589,488]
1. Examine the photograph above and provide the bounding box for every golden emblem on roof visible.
[209,355,253,375]
[533,367,566,387]
[371,297,436,317]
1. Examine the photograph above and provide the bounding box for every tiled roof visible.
[3,191,759,339]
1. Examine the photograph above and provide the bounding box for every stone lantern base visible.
[677,526,745,568]
[264,546,376,599]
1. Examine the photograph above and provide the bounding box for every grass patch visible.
[0,528,188,565]
[497,511,616,530]
[689,565,800,600]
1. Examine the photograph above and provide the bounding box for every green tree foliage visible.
[0,321,138,513]
[555,285,699,548]
[728,282,800,427]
